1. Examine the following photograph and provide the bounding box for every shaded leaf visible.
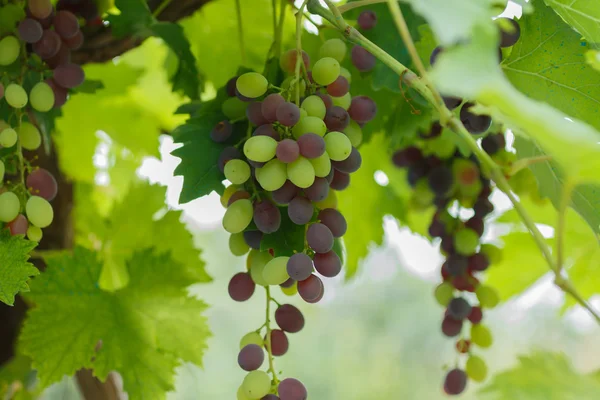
[0,230,38,306]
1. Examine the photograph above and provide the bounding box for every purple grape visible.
[266,329,289,356]
[45,78,67,108]
[254,200,281,234]
[460,102,491,134]
[8,215,28,236]
[481,133,505,155]
[276,102,301,127]
[27,168,58,201]
[46,42,71,69]
[443,96,462,110]
[33,29,61,59]
[468,253,489,272]
[211,120,233,143]
[238,344,264,371]
[304,177,329,202]
[351,45,376,72]
[226,76,238,97]
[307,223,333,253]
[288,196,313,225]
[441,316,463,337]
[324,106,350,131]
[278,378,308,400]
[348,96,377,123]
[275,304,305,333]
[465,216,484,237]
[272,180,299,204]
[63,30,83,50]
[57,0,98,22]
[243,231,263,250]
[325,167,335,184]
[218,147,242,172]
[474,198,494,218]
[18,18,43,43]
[280,278,295,288]
[357,10,377,30]
[317,208,346,237]
[297,133,325,159]
[297,274,323,302]
[446,254,468,277]
[330,170,350,191]
[228,191,251,206]
[286,253,313,282]
[247,101,268,126]
[448,297,472,320]
[254,124,280,140]
[326,76,349,97]
[53,10,79,39]
[262,395,280,400]
[331,147,361,173]
[392,146,423,168]
[444,369,467,395]
[228,272,256,302]
[316,93,333,109]
[276,139,300,163]
[249,160,266,169]
[498,17,521,48]
[262,93,285,123]
[53,63,85,88]
[428,165,454,195]
[313,251,341,278]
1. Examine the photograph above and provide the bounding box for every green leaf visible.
[106,0,154,37]
[544,0,600,49]
[0,354,34,399]
[586,50,600,71]
[0,5,25,35]
[480,352,600,399]
[0,230,38,306]
[503,0,600,133]
[19,248,210,399]
[261,210,305,256]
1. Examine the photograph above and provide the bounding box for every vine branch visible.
[264,286,279,385]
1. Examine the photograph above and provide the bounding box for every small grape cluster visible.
[216,38,375,399]
[0,0,87,241]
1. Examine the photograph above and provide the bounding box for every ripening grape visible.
[53,10,79,39]
[45,78,68,108]
[267,329,289,356]
[238,344,265,371]
[211,121,233,143]
[301,96,326,119]
[276,139,300,164]
[446,254,468,276]
[30,82,55,112]
[225,159,251,185]
[343,120,363,147]
[276,102,301,127]
[319,38,347,62]
[243,230,263,250]
[454,228,479,255]
[253,200,281,234]
[331,92,351,110]
[0,36,20,66]
[228,272,256,302]
[26,195,53,228]
[288,196,313,225]
[222,97,249,119]
[240,331,264,349]
[8,214,28,236]
[53,63,85,88]
[327,76,349,97]
[357,10,377,30]
[63,30,83,50]
[229,233,250,256]
[324,131,352,161]
[313,250,341,277]
[447,297,472,320]
[275,304,305,333]
[263,256,291,285]
[476,285,500,308]
[0,128,17,148]
[351,45,376,72]
[348,96,377,123]
[256,159,287,191]
[220,184,240,207]
[287,157,315,189]
[244,135,277,162]
[292,116,327,138]
[444,369,467,395]
[281,282,298,296]
[312,57,340,86]
[286,253,313,282]
[262,93,285,123]
[26,168,58,201]
[242,370,271,399]
[441,316,462,337]
[315,188,337,210]
[324,106,350,131]
[28,0,53,19]
[223,199,253,233]
[434,282,454,306]
[468,306,483,324]
[236,72,268,99]
[278,378,308,400]
[250,250,272,286]
[297,133,325,159]
[33,30,61,60]
[466,355,488,382]
[5,84,28,109]
[279,49,310,74]
[460,102,492,134]
[19,122,42,151]
[497,17,521,47]
[480,243,502,264]
[470,324,493,348]
[254,124,280,140]
[297,274,324,303]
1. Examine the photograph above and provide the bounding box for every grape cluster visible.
[219,38,376,399]
[0,0,87,240]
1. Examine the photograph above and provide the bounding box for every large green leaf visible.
[544,0,600,48]
[0,230,38,306]
[20,248,210,399]
[503,0,600,133]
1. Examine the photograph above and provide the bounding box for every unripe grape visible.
[242,370,271,399]
[279,49,310,74]
[292,116,327,138]
[343,120,363,147]
[30,82,55,112]
[263,256,291,285]
[312,57,340,86]
[26,195,53,228]
[27,225,43,242]
[236,72,268,99]
[223,199,253,233]
[0,192,21,223]
[319,38,347,62]
[315,189,337,210]
[466,355,488,382]
[237,386,250,400]
[301,96,326,119]
[222,97,249,119]
[5,84,28,108]
[309,153,331,178]
[19,122,42,151]
[244,136,277,162]
[250,250,273,286]
[470,324,493,348]
[225,159,251,184]
[287,157,315,188]
[454,228,479,256]
[434,282,454,306]
[240,331,264,349]
[281,282,298,296]
[256,159,287,191]
[324,131,352,161]
[220,184,240,208]
[0,128,17,148]
[331,92,351,110]
[476,285,500,308]
[230,233,250,256]
[0,36,20,66]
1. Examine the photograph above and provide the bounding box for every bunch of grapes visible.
[389,16,522,396]
[0,0,87,240]
[216,37,375,399]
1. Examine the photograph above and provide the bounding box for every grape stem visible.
[508,155,553,175]
[265,286,280,385]
[235,0,247,65]
[152,0,173,17]
[273,0,288,58]
[294,0,310,106]
[312,0,600,324]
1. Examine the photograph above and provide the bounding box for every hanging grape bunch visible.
[0,0,87,241]
[392,16,522,396]
[209,36,375,399]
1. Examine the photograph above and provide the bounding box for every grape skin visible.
[272,180,299,204]
[348,96,377,123]
[27,168,58,201]
[26,195,54,228]
[441,316,462,337]
[318,38,346,62]
[30,82,55,112]
[313,250,341,278]
[28,0,53,19]
[297,133,325,159]
[286,253,313,282]
[304,177,329,202]
[329,170,350,191]
[238,344,264,371]
[276,102,301,127]
[18,19,43,43]
[246,101,268,126]
[318,208,347,237]
[444,369,467,395]
[8,214,28,236]
[228,272,256,302]
[324,106,350,131]
[254,124,280,140]
[331,147,361,173]
[447,297,472,320]
[33,30,61,59]
[243,231,263,250]
[266,329,289,356]
[253,200,281,234]
[357,10,377,30]
[242,371,271,399]
[275,304,305,333]
[306,223,334,254]
[351,45,376,72]
[276,139,300,164]
[287,196,313,225]
[262,93,285,123]
[326,76,349,97]
[53,10,79,39]
[297,274,323,302]
[53,63,85,88]
[278,378,308,400]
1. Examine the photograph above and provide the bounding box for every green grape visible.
[454,228,479,256]
[301,95,326,119]
[434,282,454,306]
[250,250,272,286]
[453,159,480,186]
[339,67,352,83]
[509,167,537,196]
[310,152,331,178]
[242,370,271,399]
[319,38,347,62]
[27,225,43,242]
[229,233,250,256]
[0,120,9,131]
[287,156,315,188]
[281,76,307,99]
[470,324,493,348]
[5,84,28,109]
[312,57,340,86]
[19,122,41,151]
[315,189,337,210]
[299,108,307,119]
[0,192,20,223]
[240,331,264,349]
[26,196,53,228]
[0,128,17,148]
[225,159,251,184]
[292,116,327,139]
[343,120,363,147]
[476,285,500,308]
[466,354,488,382]
[236,72,269,99]
[480,243,502,264]
[331,92,351,110]
[410,179,434,210]
[262,256,290,285]
[324,131,352,161]
[0,160,4,182]
[223,199,253,233]
[458,178,482,200]
[237,386,251,400]
[30,82,55,112]
[0,36,20,66]
[244,136,277,162]
[428,132,456,159]
[256,159,287,191]
[222,97,249,119]
[281,282,298,296]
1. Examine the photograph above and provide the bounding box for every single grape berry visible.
[446,254,468,277]
[238,344,264,371]
[460,102,492,134]
[275,304,305,333]
[228,272,256,302]
[441,316,463,337]
[468,306,483,324]
[211,121,233,143]
[286,253,313,282]
[278,378,308,400]
[313,250,342,278]
[357,10,377,30]
[498,17,521,48]
[392,146,423,168]
[266,329,289,356]
[444,369,467,395]
[351,45,376,72]
[447,297,472,320]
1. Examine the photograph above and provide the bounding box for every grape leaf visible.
[261,210,305,257]
[19,248,210,399]
[586,50,600,71]
[544,0,600,49]
[0,354,34,399]
[503,0,600,133]
[0,230,38,306]
[430,22,600,184]
[106,0,154,37]
[480,352,600,399]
